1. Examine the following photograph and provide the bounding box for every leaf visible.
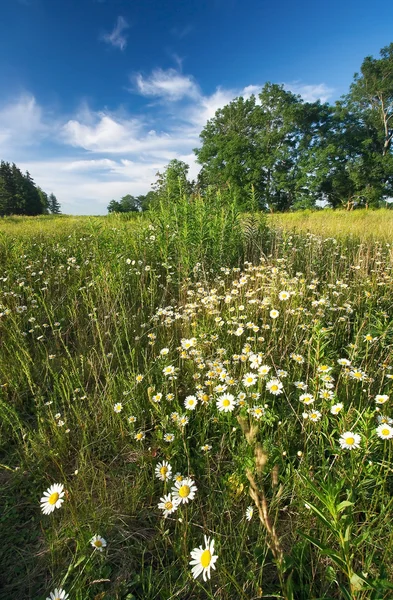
[336,500,354,513]
[300,532,347,572]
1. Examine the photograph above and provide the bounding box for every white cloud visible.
[0,94,49,150]
[2,73,335,214]
[101,16,129,51]
[134,68,200,101]
[284,82,334,103]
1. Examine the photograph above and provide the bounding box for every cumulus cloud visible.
[284,82,335,103]
[101,16,129,51]
[2,72,335,214]
[134,68,200,101]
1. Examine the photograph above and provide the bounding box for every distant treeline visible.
[0,161,61,217]
[109,42,393,213]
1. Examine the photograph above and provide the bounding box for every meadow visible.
[1,198,393,600]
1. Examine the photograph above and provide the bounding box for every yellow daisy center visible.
[160,466,168,477]
[179,485,190,498]
[381,428,390,436]
[94,540,103,547]
[271,385,278,391]
[48,492,59,505]
[346,437,355,445]
[164,501,173,510]
[222,399,230,407]
[200,549,211,568]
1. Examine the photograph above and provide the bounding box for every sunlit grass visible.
[0,202,393,599]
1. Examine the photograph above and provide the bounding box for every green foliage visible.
[0,161,59,216]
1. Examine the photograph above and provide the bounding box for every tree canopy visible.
[0,161,60,216]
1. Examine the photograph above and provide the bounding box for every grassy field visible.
[1,202,393,600]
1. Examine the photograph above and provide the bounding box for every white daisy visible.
[90,535,107,552]
[172,477,197,504]
[266,378,283,395]
[184,395,198,410]
[155,460,172,482]
[216,393,236,413]
[189,535,218,581]
[299,393,314,405]
[246,506,254,521]
[40,483,65,515]
[158,493,180,517]
[376,424,393,440]
[308,410,322,422]
[113,403,123,413]
[375,394,389,405]
[270,309,279,319]
[46,588,69,600]
[339,432,361,450]
[278,291,290,301]
[243,372,257,387]
[330,403,343,415]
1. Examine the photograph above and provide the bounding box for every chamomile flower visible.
[246,506,254,521]
[216,393,236,412]
[90,535,107,552]
[46,588,69,600]
[376,424,393,439]
[201,444,212,452]
[164,433,175,442]
[299,393,314,405]
[163,365,175,376]
[158,493,180,517]
[113,403,123,413]
[375,394,389,405]
[184,395,198,410]
[278,291,290,301]
[308,410,322,422]
[134,431,145,441]
[266,379,283,395]
[339,432,361,450]
[270,309,279,319]
[135,374,144,383]
[258,364,271,376]
[243,372,257,387]
[40,483,65,515]
[330,403,343,415]
[172,477,197,504]
[250,406,265,419]
[155,460,172,482]
[189,535,218,581]
[128,415,137,424]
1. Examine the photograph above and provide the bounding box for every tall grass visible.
[0,201,392,600]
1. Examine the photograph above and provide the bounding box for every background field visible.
[1,204,393,600]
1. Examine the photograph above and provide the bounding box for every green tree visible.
[48,193,61,214]
[194,84,330,211]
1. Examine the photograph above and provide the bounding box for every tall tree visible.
[48,193,61,214]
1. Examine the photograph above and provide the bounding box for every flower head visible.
[172,477,197,504]
[339,431,361,450]
[158,493,180,517]
[216,393,236,413]
[376,424,393,440]
[189,535,218,581]
[155,460,172,482]
[90,535,107,552]
[40,483,65,515]
[246,506,253,521]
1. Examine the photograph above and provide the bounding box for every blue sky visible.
[1,0,393,214]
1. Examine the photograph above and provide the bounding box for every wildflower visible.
[163,365,175,376]
[201,444,212,452]
[166,393,175,401]
[113,403,123,413]
[258,364,271,376]
[243,372,257,387]
[246,506,254,521]
[339,432,361,450]
[317,365,332,374]
[291,353,305,364]
[278,291,290,301]
[337,358,351,366]
[128,415,137,423]
[136,374,144,383]
[330,403,343,415]
[152,392,163,403]
[266,379,283,395]
[46,589,69,600]
[375,394,389,405]
[158,493,180,517]
[164,433,175,442]
[319,389,334,400]
[294,381,307,390]
[270,309,279,319]
[155,460,172,482]
[250,406,265,419]
[350,369,366,381]
[90,535,107,552]
[181,338,197,350]
[179,415,189,427]
[189,535,218,581]
[134,431,145,441]
[308,411,322,422]
[172,477,197,504]
[160,348,170,356]
[184,395,198,410]
[376,424,393,439]
[377,414,393,425]
[216,393,236,413]
[40,483,65,515]
[299,393,314,405]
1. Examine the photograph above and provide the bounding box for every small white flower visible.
[246,506,253,521]
[155,460,172,482]
[376,424,393,440]
[90,535,107,552]
[339,431,361,450]
[189,535,218,581]
[40,483,65,515]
